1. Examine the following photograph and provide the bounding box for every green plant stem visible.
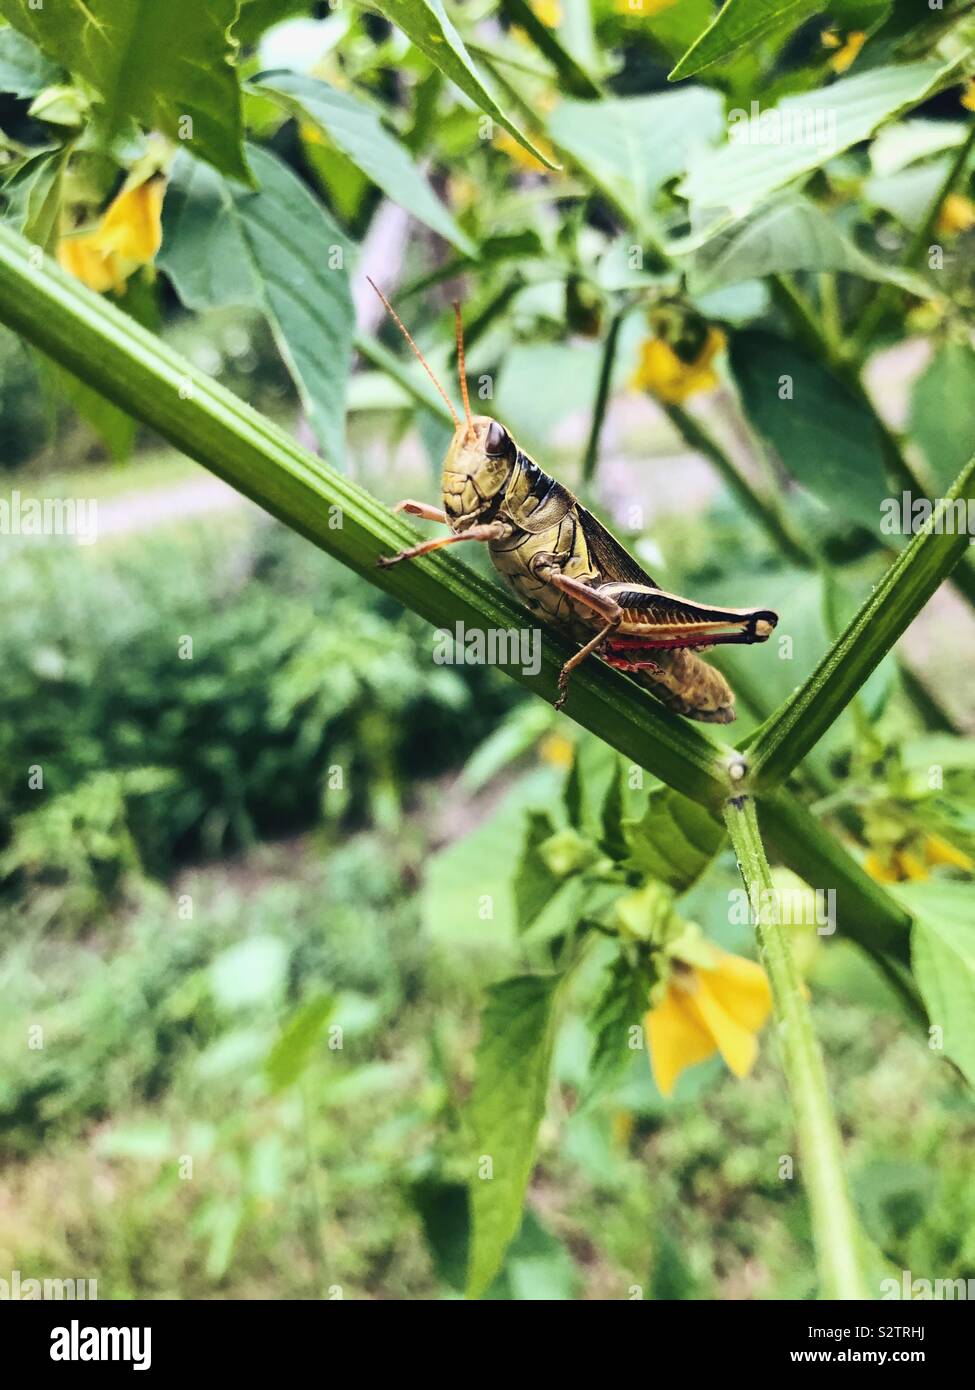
[724,795,869,1300]
[496,0,602,97]
[852,122,975,356]
[771,275,975,613]
[581,308,623,484]
[748,454,975,793]
[665,403,812,568]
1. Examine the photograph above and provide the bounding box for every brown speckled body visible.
[441,420,745,722]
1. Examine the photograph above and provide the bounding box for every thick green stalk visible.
[748,455,975,793]
[724,795,869,1300]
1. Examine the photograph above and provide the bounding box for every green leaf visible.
[623,784,724,892]
[1,146,67,253]
[909,341,975,492]
[254,70,475,254]
[513,809,561,933]
[729,329,889,531]
[680,62,945,221]
[547,87,723,232]
[901,882,975,1087]
[265,993,334,1091]
[372,0,557,169]
[467,973,561,1298]
[670,0,818,80]
[681,193,934,296]
[159,145,354,467]
[0,24,60,96]
[0,0,251,182]
[583,947,648,1104]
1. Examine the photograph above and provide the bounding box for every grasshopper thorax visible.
[442,416,516,530]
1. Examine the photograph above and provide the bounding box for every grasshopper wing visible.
[577,506,660,587]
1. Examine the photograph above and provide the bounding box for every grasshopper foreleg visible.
[378,517,510,568]
[542,571,623,711]
[392,499,450,524]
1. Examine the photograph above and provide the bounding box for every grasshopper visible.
[370,279,777,723]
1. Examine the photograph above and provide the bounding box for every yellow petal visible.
[631,326,723,404]
[687,974,759,1079]
[923,833,974,871]
[864,850,900,883]
[828,31,866,73]
[57,237,118,293]
[701,950,772,1034]
[615,0,677,14]
[937,193,975,236]
[645,988,715,1098]
[896,849,930,882]
[961,78,975,112]
[92,179,164,262]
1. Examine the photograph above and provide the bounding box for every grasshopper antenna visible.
[366,276,459,430]
[452,300,475,440]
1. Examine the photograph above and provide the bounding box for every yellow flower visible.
[58,178,164,293]
[495,129,558,172]
[822,28,866,73]
[645,948,772,1097]
[864,834,972,883]
[539,733,575,768]
[530,0,562,24]
[961,78,975,112]
[923,833,974,872]
[937,193,975,236]
[631,325,725,404]
[614,0,678,15]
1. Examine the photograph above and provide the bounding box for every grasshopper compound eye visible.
[485,421,511,457]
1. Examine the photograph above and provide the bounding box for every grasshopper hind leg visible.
[541,570,623,711]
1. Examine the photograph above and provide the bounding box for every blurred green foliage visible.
[0,510,518,928]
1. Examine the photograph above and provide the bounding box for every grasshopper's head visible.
[365,278,516,531]
[442,416,515,528]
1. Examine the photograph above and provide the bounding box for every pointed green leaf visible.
[682,193,934,296]
[0,0,251,182]
[373,0,558,169]
[547,87,723,231]
[265,993,335,1091]
[670,0,819,80]
[254,71,475,254]
[623,784,724,891]
[583,947,649,1103]
[513,809,561,933]
[0,25,60,96]
[467,974,561,1298]
[902,882,975,1088]
[159,145,354,467]
[680,62,945,220]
